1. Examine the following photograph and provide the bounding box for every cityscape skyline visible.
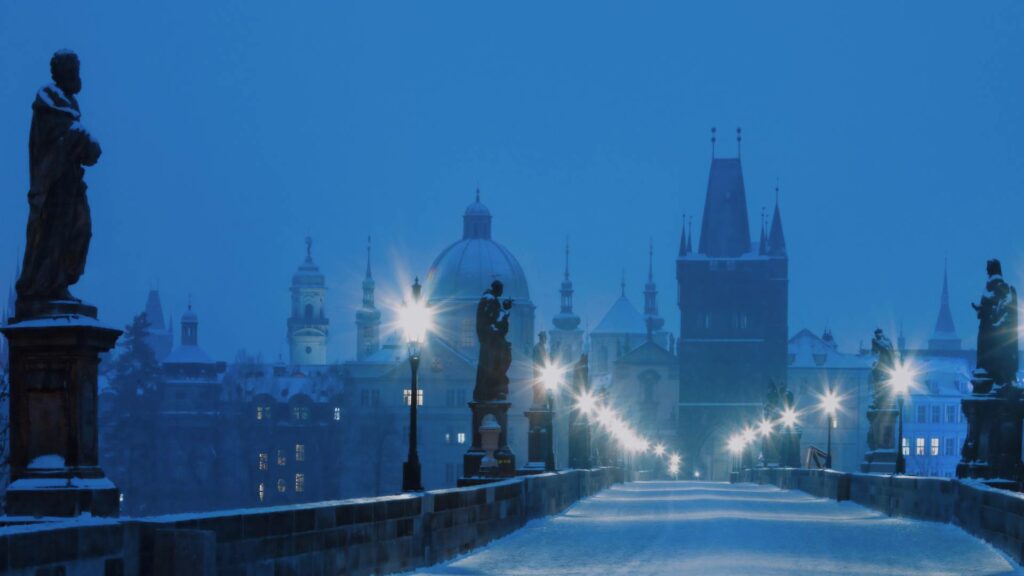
[1,1,1020,362]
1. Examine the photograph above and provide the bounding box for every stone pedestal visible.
[568,411,591,470]
[460,400,516,483]
[1,301,121,517]
[861,406,898,473]
[523,406,553,471]
[957,382,1024,483]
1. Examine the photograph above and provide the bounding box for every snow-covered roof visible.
[788,328,872,370]
[243,369,342,403]
[593,296,646,335]
[163,344,214,365]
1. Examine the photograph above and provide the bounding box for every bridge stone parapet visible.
[0,467,621,576]
[735,467,1024,565]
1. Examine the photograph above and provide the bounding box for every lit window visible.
[930,438,940,456]
[257,406,272,420]
[292,406,310,420]
[444,432,452,444]
[277,450,286,466]
[333,407,341,421]
[295,444,305,462]
[258,452,269,471]
[295,473,305,493]
[404,389,424,406]
[457,432,466,445]
[258,482,265,502]
[832,417,838,429]
[915,438,925,456]
[901,437,909,456]
[277,479,286,493]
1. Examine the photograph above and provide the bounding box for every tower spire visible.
[929,257,961,351]
[759,206,768,255]
[644,241,664,334]
[710,126,717,159]
[687,216,693,254]
[767,182,787,256]
[736,127,742,158]
[620,270,626,298]
[564,237,571,281]
[365,235,373,280]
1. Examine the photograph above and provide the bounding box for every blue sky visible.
[1,2,1022,361]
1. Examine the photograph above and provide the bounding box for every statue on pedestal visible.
[971,259,1019,392]
[861,328,899,473]
[2,51,121,517]
[16,50,101,313]
[958,259,1024,485]
[474,280,513,401]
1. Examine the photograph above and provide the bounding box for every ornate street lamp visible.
[818,388,841,469]
[400,278,432,492]
[889,361,916,475]
[539,363,564,471]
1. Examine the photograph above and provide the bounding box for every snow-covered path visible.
[418,481,1020,575]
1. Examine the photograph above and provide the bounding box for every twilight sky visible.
[1,2,1022,362]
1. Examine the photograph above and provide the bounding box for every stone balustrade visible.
[0,467,620,576]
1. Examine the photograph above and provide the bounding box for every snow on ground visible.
[417,481,1021,576]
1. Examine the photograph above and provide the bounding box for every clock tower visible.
[288,237,329,365]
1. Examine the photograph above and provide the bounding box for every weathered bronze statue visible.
[972,259,1018,390]
[474,280,513,401]
[16,50,101,307]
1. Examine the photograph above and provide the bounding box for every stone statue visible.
[16,50,101,309]
[972,259,1019,390]
[474,280,513,402]
[869,328,896,408]
[531,331,549,407]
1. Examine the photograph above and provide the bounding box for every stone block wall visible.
[736,467,1024,565]
[0,467,619,576]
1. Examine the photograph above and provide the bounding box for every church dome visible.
[425,196,530,303]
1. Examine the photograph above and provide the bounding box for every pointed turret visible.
[697,156,751,257]
[758,207,768,256]
[767,185,786,256]
[928,260,961,351]
[643,241,664,333]
[356,236,382,360]
[553,239,581,331]
[678,213,690,256]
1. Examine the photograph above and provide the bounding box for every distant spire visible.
[686,216,693,254]
[736,127,742,158]
[620,270,626,298]
[643,242,664,333]
[356,236,382,360]
[554,237,581,331]
[679,212,688,256]
[710,127,717,159]
[929,257,961,351]
[564,237,571,281]
[305,236,313,262]
[767,183,787,256]
[475,186,480,203]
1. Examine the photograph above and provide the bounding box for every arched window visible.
[304,303,314,320]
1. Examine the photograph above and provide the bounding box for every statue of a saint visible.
[972,259,1019,388]
[531,331,549,407]
[474,280,513,401]
[870,328,896,408]
[16,50,101,307]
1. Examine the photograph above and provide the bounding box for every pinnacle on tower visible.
[644,241,664,333]
[929,258,961,351]
[356,235,382,360]
[553,237,581,332]
[767,182,786,256]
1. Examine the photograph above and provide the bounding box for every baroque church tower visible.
[676,129,788,480]
[550,240,583,366]
[288,237,329,365]
[355,236,382,360]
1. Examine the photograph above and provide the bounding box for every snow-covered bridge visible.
[419,481,1020,576]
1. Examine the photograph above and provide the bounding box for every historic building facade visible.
[677,146,789,480]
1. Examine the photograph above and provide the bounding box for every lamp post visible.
[818,389,840,470]
[888,361,916,475]
[757,418,774,467]
[401,278,431,492]
[540,364,563,472]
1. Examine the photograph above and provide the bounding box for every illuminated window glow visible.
[295,444,305,462]
[915,438,925,456]
[457,432,466,445]
[901,437,909,456]
[258,482,265,502]
[277,479,286,493]
[277,450,286,466]
[292,406,310,420]
[930,438,939,456]
[258,452,268,471]
[333,407,341,421]
[404,389,424,406]
[295,473,305,493]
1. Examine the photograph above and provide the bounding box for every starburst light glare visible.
[779,406,799,429]
[653,443,666,457]
[398,279,433,346]
[574,389,598,416]
[539,362,564,392]
[726,434,745,455]
[757,417,774,438]
[818,387,841,417]
[888,359,919,397]
[741,426,757,446]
